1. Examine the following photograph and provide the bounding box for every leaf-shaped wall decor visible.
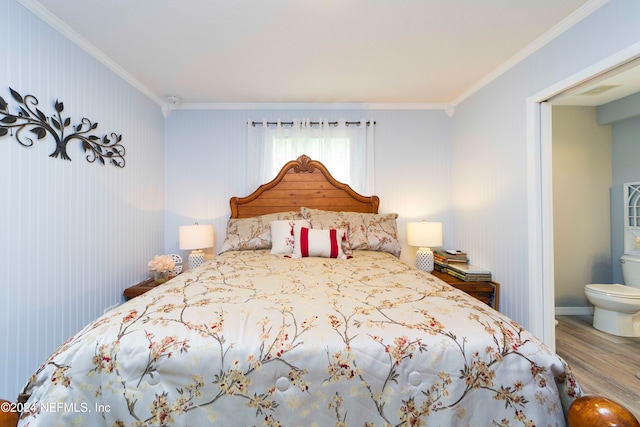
[0,87,126,168]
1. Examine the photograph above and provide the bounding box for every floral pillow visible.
[301,207,401,257]
[219,211,303,254]
[270,220,311,255]
[298,208,352,253]
[292,226,347,259]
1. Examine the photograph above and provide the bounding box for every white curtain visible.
[247,118,375,195]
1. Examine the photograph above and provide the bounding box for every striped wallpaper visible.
[0,1,165,399]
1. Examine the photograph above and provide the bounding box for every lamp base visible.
[188,250,206,270]
[416,247,434,272]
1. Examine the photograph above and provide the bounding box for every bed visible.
[13,155,638,426]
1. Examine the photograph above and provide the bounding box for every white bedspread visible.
[18,250,581,426]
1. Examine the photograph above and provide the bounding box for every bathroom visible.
[551,74,640,335]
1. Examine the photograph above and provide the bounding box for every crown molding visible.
[171,102,448,111]
[16,0,165,107]
[17,0,607,114]
[450,0,609,108]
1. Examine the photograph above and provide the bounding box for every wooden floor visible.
[555,315,640,420]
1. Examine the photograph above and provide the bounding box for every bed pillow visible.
[292,226,347,259]
[297,208,352,253]
[301,207,401,257]
[270,220,311,254]
[219,211,304,253]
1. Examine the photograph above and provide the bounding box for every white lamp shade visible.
[407,221,442,248]
[179,224,214,250]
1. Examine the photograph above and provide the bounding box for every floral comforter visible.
[19,250,580,426]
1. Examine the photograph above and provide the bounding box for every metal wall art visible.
[0,88,125,167]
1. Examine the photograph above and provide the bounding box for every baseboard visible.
[555,306,594,316]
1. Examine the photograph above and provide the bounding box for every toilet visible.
[584,254,640,337]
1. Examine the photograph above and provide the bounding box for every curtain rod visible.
[250,120,375,127]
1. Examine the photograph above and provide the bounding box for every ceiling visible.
[23,0,616,106]
[550,60,640,106]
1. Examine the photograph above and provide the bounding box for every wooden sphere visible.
[568,395,640,427]
[0,400,18,427]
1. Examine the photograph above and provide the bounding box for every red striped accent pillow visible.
[292,226,346,259]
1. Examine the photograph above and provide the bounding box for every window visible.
[247,118,375,195]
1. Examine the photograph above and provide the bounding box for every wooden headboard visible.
[230,155,379,218]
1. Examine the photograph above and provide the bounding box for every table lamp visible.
[407,221,442,272]
[179,223,214,270]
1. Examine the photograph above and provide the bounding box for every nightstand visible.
[430,269,500,310]
[124,277,167,300]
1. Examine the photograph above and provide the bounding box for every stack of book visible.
[433,250,468,272]
[446,263,492,282]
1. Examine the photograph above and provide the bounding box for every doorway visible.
[549,106,612,317]
[526,41,640,350]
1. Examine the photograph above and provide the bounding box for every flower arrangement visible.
[148,255,175,273]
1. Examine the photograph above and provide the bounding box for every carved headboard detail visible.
[230,155,379,218]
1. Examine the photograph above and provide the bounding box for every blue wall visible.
[0,1,165,399]
[610,115,640,282]
[452,0,640,330]
[163,108,454,264]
